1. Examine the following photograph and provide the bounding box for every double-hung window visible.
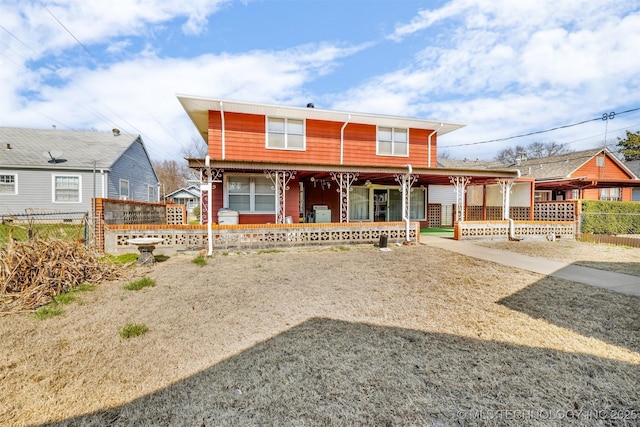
[53,175,81,203]
[267,117,305,150]
[0,174,17,195]
[600,187,621,201]
[119,179,129,200]
[226,175,275,213]
[377,127,408,156]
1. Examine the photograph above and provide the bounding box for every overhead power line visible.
[441,107,640,148]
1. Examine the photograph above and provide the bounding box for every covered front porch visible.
[189,158,528,252]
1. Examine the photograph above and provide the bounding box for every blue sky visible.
[1,0,639,162]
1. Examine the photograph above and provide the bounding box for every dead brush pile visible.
[0,238,122,314]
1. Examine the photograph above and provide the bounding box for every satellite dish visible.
[43,150,65,163]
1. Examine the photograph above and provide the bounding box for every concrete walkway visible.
[420,235,640,297]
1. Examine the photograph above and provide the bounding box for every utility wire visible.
[441,107,640,148]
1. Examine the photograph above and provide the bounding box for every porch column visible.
[330,172,358,222]
[265,170,296,224]
[497,178,515,220]
[200,167,223,256]
[394,170,417,239]
[449,176,471,223]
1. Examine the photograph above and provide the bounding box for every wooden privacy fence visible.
[577,233,640,248]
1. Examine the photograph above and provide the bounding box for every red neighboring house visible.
[178,96,525,227]
[513,148,640,202]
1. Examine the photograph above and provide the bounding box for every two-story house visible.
[177,96,529,227]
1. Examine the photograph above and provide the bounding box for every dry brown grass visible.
[1,240,639,426]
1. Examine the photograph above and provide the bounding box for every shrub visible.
[581,201,640,234]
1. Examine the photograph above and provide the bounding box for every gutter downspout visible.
[340,115,350,165]
[205,155,213,256]
[220,101,226,160]
[403,164,412,242]
[505,169,521,241]
[427,123,443,168]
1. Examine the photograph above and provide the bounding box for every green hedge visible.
[581,200,640,234]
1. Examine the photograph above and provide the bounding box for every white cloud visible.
[336,0,640,160]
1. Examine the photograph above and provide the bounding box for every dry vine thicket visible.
[0,238,122,314]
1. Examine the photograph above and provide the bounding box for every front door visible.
[374,189,387,222]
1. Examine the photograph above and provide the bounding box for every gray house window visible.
[53,175,81,203]
[120,179,129,200]
[147,185,155,202]
[0,174,17,195]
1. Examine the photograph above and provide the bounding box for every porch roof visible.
[187,158,522,186]
[535,177,640,190]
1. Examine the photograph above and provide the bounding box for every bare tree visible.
[182,136,208,159]
[495,145,528,164]
[495,142,570,164]
[153,159,193,199]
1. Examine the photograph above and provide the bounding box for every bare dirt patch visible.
[1,240,639,426]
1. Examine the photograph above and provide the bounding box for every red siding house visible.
[178,96,526,227]
[514,148,640,202]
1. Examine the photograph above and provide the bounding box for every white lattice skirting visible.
[456,221,576,240]
[104,222,419,254]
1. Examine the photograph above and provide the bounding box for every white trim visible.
[376,126,409,157]
[224,173,276,214]
[265,116,306,151]
[119,179,129,200]
[52,174,82,203]
[0,173,18,195]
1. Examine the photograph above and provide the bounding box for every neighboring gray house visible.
[624,160,640,201]
[165,185,201,214]
[0,127,160,216]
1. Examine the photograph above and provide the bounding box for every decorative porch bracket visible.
[496,178,515,220]
[199,168,223,225]
[449,176,471,223]
[265,170,296,224]
[330,172,358,222]
[394,172,418,223]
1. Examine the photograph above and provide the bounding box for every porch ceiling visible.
[187,158,520,187]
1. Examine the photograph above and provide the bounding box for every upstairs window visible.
[53,175,80,203]
[267,117,305,150]
[377,127,408,156]
[0,174,16,195]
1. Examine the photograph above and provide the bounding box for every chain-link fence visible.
[0,210,94,248]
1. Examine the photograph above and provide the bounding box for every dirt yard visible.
[1,238,639,426]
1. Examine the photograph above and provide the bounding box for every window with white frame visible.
[534,190,552,202]
[600,187,621,201]
[0,174,17,194]
[53,175,80,203]
[377,127,408,156]
[267,117,305,150]
[571,189,580,199]
[119,179,129,200]
[388,188,426,220]
[147,185,155,202]
[349,187,370,221]
[226,175,275,213]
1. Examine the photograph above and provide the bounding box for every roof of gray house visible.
[0,127,148,170]
[625,160,640,177]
